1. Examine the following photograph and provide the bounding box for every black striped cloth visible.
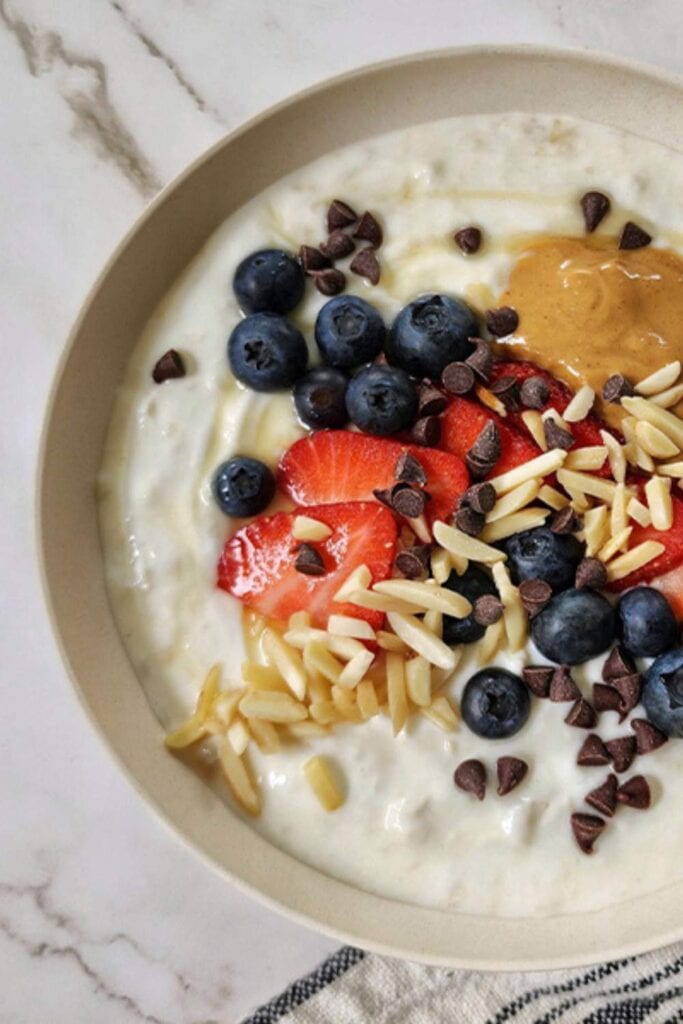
[241,944,683,1023]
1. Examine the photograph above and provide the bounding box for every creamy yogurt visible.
[99,112,683,916]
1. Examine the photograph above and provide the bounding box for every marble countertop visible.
[3,1,683,1020]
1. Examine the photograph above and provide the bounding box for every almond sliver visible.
[492,561,527,653]
[581,504,610,557]
[635,420,679,459]
[333,564,372,602]
[627,496,652,528]
[565,446,608,472]
[356,679,380,719]
[405,655,432,707]
[598,526,633,564]
[376,630,408,653]
[420,695,460,731]
[347,589,423,615]
[657,460,683,478]
[621,396,683,449]
[262,629,307,700]
[477,617,506,664]
[520,410,546,450]
[292,515,333,542]
[226,717,250,756]
[386,612,457,670]
[538,484,570,510]
[480,508,549,543]
[327,615,376,640]
[635,360,681,396]
[650,382,683,408]
[373,578,471,617]
[606,541,665,582]
[337,648,375,690]
[432,520,506,564]
[430,547,453,583]
[487,448,567,495]
[386,651,409,735]
[165,664,221,749]
[303,640,344,684]
[239,690,308,723]
[563,385,595,423]
[599,430,626,483]
[219,740,261,816]
[303,755,344,811]
[486,479,540,523]
[248,717,280,753]
[645,475,674,531]
[556,467,622,504]
[610,482,628,538]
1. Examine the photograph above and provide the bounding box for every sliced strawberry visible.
[650,563,683,620]
[608,494,683,592]
[278,430,469,524]
[217,501,397,628]
[440,396,540,477]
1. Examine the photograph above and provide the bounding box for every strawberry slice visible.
[217,501,397,628]
[440,396,540,477]
[608,494,683,593]
[650,563,683,620]
[278,431,469,524]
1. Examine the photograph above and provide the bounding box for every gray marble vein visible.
[0,0,162,198]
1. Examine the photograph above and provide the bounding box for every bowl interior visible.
[39,46,683,969]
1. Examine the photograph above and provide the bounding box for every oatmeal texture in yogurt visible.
[99,112,683,917]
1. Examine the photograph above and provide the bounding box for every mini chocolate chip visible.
[617,775,651,809]
[602,644,636,682]
[519,578,552,618]
[490,375,521,411]
[411,415,440,447]
[571,812,605,854]
[592,683,622,715]
[612,673,642,719]
[544,418,574,452]
[327,199,357,232]
[632,718,668,755]
[353,211,383,247]
[454,506,485,537]
[465,338,494,382]
[581,190,611,233]
[394,547,430,580]
[523,665,553,698]
[586,773,618,818]
[461,481,496,515]
[466,453,493,481]
[605,735,637,773]
[294,543,325,576]
[442,361,475,395]
[417,384,448,418]
[602,373,635,404]
[350,247,380,285]
[550,666,581,703]
[485,305,519,337]
[454,759,487,800]
[577,733,611,767]
[551,507,581,535]
[313,267,346,295]
[619,221,652,250]
[575,557,608,590]
[299,244,330,273]
[470,420,501,465]
[152,349,185,383]
[473,594,504,626]
[395,452,427,485]
[454,226,482,255]
[497,756,528,796]
[373,487,394,508]
[319,229,355,260]
[392,486,427,519]
[519,376,550,409]
[565,698,597,729]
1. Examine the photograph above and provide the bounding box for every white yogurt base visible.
[99,112,683,916]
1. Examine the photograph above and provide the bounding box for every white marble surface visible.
[3,1,683,1020]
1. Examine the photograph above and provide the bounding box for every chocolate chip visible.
[550,507,581,535]
[571,812,605,854]
[454,506,485,537]
[392,486,427,519]
[519,376,550,410]
[575,557,608,590]
[394,547,430,580]
[461,481,496,515]
[442,361,475,395]
[519,578,552,618]
[469,420,501,465]
[577,733,611,767]
[350,247,380,285]
[580,190,611,233]
[632,718,668,755]
[327,199,357,232]
[602,373,635,404]
[417,384,448,418]
[612,673,642,719]
[465,338,494,382]
[490,375,521,410]
[299,244,330,273]
[319,230,355,260]
[586,773,618,818]
[313,267,346,295]
[523,665,553,698]
[466,453,493,481]
[617,775,651,809]
[565,698,597,729]
[550,666,581,703]
[152,349,185,383]
[294,543,325,576]
[411,415,440,447]
[619,221,652,250]
[454,226,482,255]
[353,211,383,248]
[497,756,528,796]
[395,452,427,485]
[473,594,504,626]
[605,735,637,773]
[544,418,574,452]
[373,487,393,508]
[454,759,486,800]
[592,683,622,715]
[602,644,636,682]
[485,306,519,337]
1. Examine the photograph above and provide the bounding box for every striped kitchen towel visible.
[242,943,683,1023]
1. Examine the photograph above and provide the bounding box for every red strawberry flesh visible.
[440,395,540,477]
[608,493,683,593]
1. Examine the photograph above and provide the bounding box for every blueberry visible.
[505,526,583,593]
[387,294,479,380]
[345,364,418,436]
[531,588,616,665]
[461,668,530,739]
[228,313,308,391]
[315,296,386,369]
[294,366,348,429]
[642,648,683,736]
[212,456,275,517]
[233,249,304,314]
[442,566,497,645]
[617,586,678,658]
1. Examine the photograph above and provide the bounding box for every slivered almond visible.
[303,755,344,811]
[303,641,344,684]
[408,514,432,544]
[621,416,638,444]
[283,626,327,649]
[242,662,288,693]
[430,547,452,584]
[423,608,443,637]
[309,699,339,725]
[581,505,610,557]
[480,508,549,543]
[623,441,656,473]
[627,496,652,528]
[210,688,246,726]
[610,483,628,538]
[421,695,460,731]
[606,541,665,582]
[488,448,567,495]
[373,579,471,617]
[658,460,683,478]
[356,679,380,719]
[327,615,376,640]
[226,717,250,756]
[288,610,311,630]
[386,652,409,735]
[248,718,280,753]
[330,685,363,722]
[347,589,422,615]
[386,612,457,670]
[563,385,595,423]
[556,468,624,504]
[262,629,307,700]
[219,740,261,816]
[326,635,367,661]
[475,383,507,416]
[307,673,331,704]
[405,656,432,707]
[635,360,681,396]
[650,382,683,408]
[165,664,221,749]
[521,410,546,449]
[376,630,408,653]
[646,475,674,531]
[333,564,372,602]
[564,485,592,513]
[432,520,506,564]
[565,446,608,471]
[292,515,333,542]
[542,407,571,433]
[286,721,330,739]
[538,484,570,510]
[635,420,679,459]
[486,479,540,523]
[239,690,308,723]
[477,618,506,664]
[621,396,683,449]
[337,649,375,690]
[492,561,527,653]
[598,527,633,563]
[600,430,626,483]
